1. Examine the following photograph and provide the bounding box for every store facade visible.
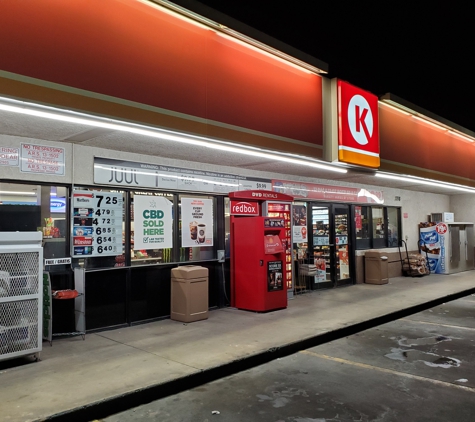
[1,0,475,332]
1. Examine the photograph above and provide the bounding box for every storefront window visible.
[387,207,400,247]
[71,188,126,269]
[130,191,174,266]
[292,202,308,261]
[355,206,370,249]
[179,194,217,262]
[224,197,230,259]
[0,183,69,261]
[354,205,401,250]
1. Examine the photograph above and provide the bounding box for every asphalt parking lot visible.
[101,294,475,422]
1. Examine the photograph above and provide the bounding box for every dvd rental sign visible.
[230,200,259,216]
[337,80,380,168]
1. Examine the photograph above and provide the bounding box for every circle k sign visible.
[338,80,380,168]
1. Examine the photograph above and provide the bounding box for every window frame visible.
[354,205,401,250]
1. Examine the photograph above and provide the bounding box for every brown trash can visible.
[171,265,209,323]
[364,252,389,284]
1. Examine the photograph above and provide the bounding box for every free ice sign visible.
[337,80,380,168]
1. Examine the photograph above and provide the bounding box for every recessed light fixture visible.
[0,97,347,174]
[375,172,475,193]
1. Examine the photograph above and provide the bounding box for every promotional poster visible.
[181,198,214,247]
[292,204,308,243]
[267,260,283,291]
[134,195,173,250]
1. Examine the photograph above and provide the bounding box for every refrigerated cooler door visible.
[466,225,475,270]
[449,225,460,273]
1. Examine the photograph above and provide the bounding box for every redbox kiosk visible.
[229,190,293,311]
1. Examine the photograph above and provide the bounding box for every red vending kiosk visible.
[229,190,294,311]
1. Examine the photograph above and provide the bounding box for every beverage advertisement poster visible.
[314,258,327,282]
[181,198,214,247]
[267,260,283,291]
[339,250,350,279]
[292,204,308,243]
[134,195,173,250]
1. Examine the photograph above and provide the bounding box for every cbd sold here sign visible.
[134,195,173,249]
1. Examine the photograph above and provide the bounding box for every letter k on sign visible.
[348,95,373,145]
[337,80,380,168]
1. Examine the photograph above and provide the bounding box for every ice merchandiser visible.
[233,217,287,311]
[419,220,474,274]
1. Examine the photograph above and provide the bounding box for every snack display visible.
[402,253,430,276]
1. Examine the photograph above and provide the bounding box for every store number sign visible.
[71,190,123,257]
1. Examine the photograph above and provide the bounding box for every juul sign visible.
[338,80,380,168]
[230,200,259,216]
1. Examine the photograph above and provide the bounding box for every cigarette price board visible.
[71,190,123,257]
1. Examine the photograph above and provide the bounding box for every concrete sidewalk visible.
[2,271,475,422]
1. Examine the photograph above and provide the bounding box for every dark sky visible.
[193,1,474,132]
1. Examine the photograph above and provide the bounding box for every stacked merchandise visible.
[402,253,430,276]
[299,264,317,276]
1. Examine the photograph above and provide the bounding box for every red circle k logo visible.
[337,80,380,168]
[348,94,373,145]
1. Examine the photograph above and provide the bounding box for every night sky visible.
[193,1,475,133]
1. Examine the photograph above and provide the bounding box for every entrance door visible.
[310,204,352,289]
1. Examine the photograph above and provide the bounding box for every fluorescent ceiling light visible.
[375,172,475,193]
[411,115,445,130]
[0,191,36,195]
[448,130,475,143]
[139,0,212,31]
[0,97,347,174]
[216,32,313,75]
[145,1,326,75]
[379,101,411,116]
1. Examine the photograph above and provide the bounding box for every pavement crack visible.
[93,333,202,370]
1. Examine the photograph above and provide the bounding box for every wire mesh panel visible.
[0,252,40,298]
[0,299,39,355]
[0,234,42,361]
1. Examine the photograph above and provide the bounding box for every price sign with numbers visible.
[71,190,123,257]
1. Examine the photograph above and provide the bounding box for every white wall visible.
[0,136,454,253]
[451,194,475,223]
[0,134,73,183]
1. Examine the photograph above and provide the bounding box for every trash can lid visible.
[171,265,209,279]
[365,251,387,259]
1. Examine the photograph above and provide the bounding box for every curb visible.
[37,287,475,422]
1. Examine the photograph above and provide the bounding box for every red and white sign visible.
[273,180,383,204]
[264,235,284,254]
[337,80,380,168]
[229,190,293,202]
[0,147,19,167]
[230,200,259,216]
[73,236,93,246]
[20,143,65,175]
[72,191,95,207]
[436,222,448,235]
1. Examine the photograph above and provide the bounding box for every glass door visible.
[311,205,333,289]
[310,204,353,289]
[334,205,352,287]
